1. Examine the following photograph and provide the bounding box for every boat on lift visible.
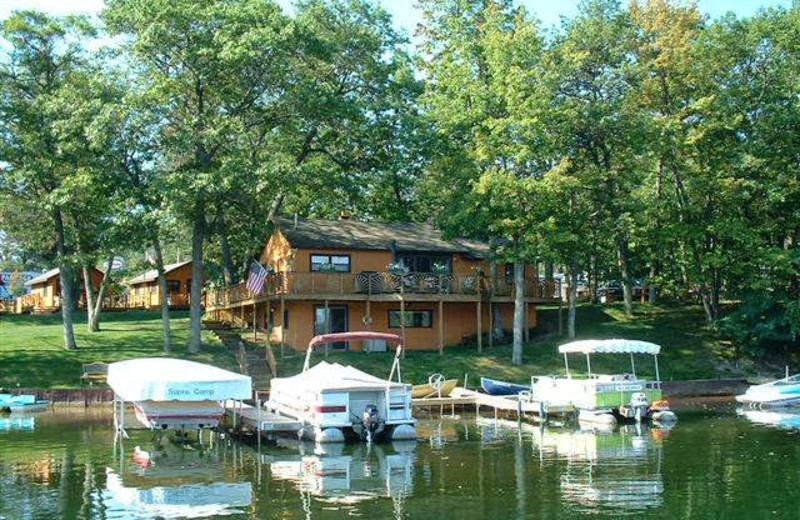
[530,339,677,425]
[412,374,459,399]
[107,358,252,432]
[735,374,800,408]
[266,332,416,443]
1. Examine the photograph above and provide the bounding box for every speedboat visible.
[107,358,252,432]
[266,331,416,443]
[736,374,800,407]
[530,339,677,425]
[480,377,530,396]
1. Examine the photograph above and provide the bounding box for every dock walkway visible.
[223,401,301,433]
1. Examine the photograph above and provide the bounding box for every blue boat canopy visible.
[558,339,661,356]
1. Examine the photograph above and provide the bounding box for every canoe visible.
[412,379,458,399]
[480,377,530,396]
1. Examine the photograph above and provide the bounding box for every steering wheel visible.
[428,373,445,391]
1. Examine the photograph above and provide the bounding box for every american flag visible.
[245,261,269,295]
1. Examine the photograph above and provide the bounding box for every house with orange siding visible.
[206,217,561,352]
[16,267,103,313]
[127,260,197,309]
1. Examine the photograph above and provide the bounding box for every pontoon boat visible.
[530,340,676,425]
[266,332,416,443]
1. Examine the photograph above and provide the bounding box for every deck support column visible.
[240,303,245,329]
[477,281,483,353]
[438,297,444,356]
[400,280,406,358]
[280,293,285,357]
[253,301,257,341]
[324,299,330,359]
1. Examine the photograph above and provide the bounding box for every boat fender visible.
[650,399,671,411]
[316,427,345,443]
[391,424,417,441]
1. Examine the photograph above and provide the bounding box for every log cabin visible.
[206,216,561,352]
[17,267,103,313]
[127,260,197,309]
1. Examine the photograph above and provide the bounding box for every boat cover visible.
[107,358,251,402]
[271,361,407,394]
[558,339,661,355]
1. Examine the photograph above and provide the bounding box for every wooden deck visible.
[223,401,301,433]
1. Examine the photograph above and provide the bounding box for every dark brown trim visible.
[309,253,352,273]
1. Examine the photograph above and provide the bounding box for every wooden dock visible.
[412,388,574,418]
[223,401,301,433]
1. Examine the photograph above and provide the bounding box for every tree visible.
[0,11,102,349]
[104,0,294,352]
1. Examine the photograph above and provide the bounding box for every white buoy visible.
[391,424,417,441]
[315,427,345,443]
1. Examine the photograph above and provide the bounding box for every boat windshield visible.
[774,374,800,385]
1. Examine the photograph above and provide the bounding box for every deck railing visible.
[206,271,561,308]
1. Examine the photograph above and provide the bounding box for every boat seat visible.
[81,362,108,385]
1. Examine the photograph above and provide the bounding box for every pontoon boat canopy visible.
[272,361,408,393]
[558,339,661,356]
[107,358,251,402]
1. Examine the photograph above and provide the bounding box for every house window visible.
[398,255,451,273]
[167,280,180,294]
[310,254,351,273]
[388,310,433,328]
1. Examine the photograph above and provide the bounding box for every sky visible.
[0,0,793,38]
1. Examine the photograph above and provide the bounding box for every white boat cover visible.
[558,339,661,355]
[107,358,251,402]
[271,361,407,394]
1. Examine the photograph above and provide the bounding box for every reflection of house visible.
[127,260,196,309]
[16,267,103,313]
[207,217,561,351]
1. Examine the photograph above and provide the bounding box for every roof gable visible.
[128,260,193,286]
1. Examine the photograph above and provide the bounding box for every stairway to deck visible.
[204,321,272,391]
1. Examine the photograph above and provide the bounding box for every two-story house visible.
[206,217,560,352]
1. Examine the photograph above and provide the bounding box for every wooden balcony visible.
[206,271,561,309]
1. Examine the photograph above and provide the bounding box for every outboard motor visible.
[630,392,649,422]
[362,404,380,443]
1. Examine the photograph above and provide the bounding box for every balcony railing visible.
[206,271,561,308]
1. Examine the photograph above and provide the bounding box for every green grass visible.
[274,303,740,386]
[0,303,743,389]
[0,310,237,388]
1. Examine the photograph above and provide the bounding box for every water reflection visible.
[0,415,35,431]
[737,408,800,430]
[104,436,252,518]
[264,439,415,505]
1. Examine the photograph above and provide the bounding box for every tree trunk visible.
[512,260,524,366]
[88,254,114,332]
[220,231,235,285]
[567,266,578,339]
[82,264,96,333]
[153,236,172,354]
[616,237,634,318]
[54,209,77,350]
[188,209,206,353]
[648,261,657,304]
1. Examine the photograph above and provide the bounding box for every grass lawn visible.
[0,310,236,388]
[273,303,744,386]
[0,303,745,390]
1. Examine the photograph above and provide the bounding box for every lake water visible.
[2,403,800,519]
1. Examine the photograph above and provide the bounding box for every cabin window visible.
[398,255,452,273]
[167,280,180,294]
[388,310,433,328]
[310,254,351,273]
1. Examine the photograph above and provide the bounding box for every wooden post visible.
[477,279,483,353]
[280,293,286,358]
[400,278,406,357]
[240,303,245,329]
[558,297,564,336]
[438,297,444,356]
[265,295,277,380]
[523,302,529,343]
[324,299,330,359]
[253,301,257,341]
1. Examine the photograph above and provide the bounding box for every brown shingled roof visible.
[273,217,491,258]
